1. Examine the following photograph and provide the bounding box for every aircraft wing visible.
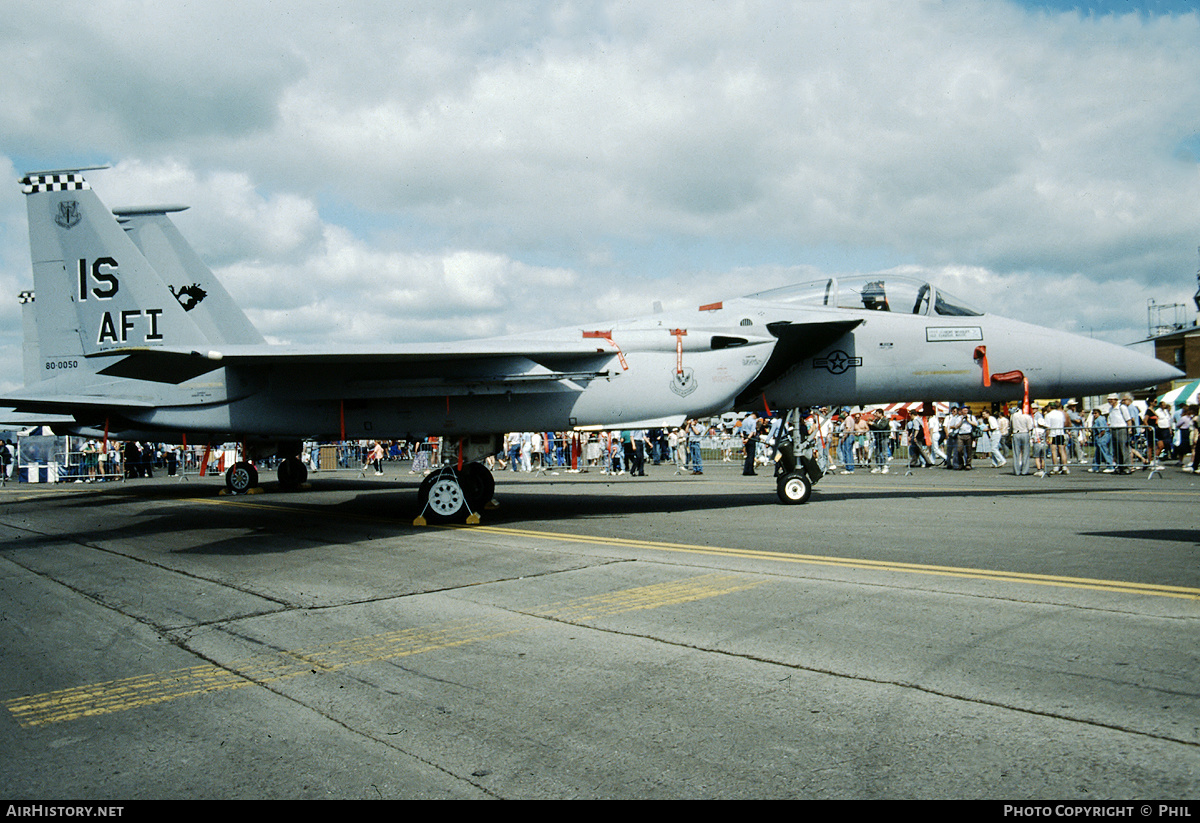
[83,339,626,398]
[2,349,609,412]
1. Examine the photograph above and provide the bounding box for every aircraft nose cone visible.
[1145,357,1186,386]
[1094,342,1183,392]
[1021,324,1185,398]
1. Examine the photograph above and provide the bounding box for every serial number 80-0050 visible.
[45,360,79,370]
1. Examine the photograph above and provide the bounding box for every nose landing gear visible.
[769,408,823,505]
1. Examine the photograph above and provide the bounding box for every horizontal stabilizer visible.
[96,349,225,383]
[0,409,78,427]
[0,389,155,416]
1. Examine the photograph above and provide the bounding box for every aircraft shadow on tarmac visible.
[450,486,1087,525]
[1080,528,1200,545]
[0,475,1168,558]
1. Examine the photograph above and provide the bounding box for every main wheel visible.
[776,470,812,505]
[277,456,307,489]
[418,468,467,522]
[459,462,496,511]
[226,461,258,494]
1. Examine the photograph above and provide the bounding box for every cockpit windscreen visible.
[744,275,982,317]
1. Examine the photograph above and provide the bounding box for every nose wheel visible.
[776,470,812,504]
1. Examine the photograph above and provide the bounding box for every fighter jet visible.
[4,168,1182,519]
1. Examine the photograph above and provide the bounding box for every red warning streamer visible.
[670,329,687,375]
[974,346,990,387]
[990,370,1029,415]
[584,330,628,370]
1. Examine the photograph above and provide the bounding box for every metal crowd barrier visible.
[9,447,124,484]
[768,422,1181,475]
[10,424,1187,485]
[881,422,1175,474]
[992,422,1170,474]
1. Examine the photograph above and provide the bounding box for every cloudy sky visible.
[2,0,1199,393]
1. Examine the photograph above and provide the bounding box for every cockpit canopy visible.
[745,275,982,317]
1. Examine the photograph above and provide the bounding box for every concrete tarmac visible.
[1,458,1197,799]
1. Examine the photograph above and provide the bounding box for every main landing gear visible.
[222,458,308,493]
[224,461,258,494]
[414,462,496,525]
[277,456,308,490]
[222,442,309,495]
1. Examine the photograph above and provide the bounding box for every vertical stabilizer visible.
[21,171,209,366]
[19,291,40,385]
[116,208,265,345]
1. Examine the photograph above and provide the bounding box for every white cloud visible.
[212,223,582,348]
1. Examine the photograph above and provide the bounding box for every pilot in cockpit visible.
[862,280,890,311]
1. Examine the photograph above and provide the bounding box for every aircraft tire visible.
[418,468,467,522]
[278,457,307,489]
[459,462,495,511]
[226,461,259,494]
[776,471,812,505]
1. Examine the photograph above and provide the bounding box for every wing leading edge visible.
[86,339,624,390]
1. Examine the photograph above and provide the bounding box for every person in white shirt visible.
[928,412,946,465]
[1044,401,1069,474]
[1010,405,1033,476]
[1032,405,1048,476]
[984,411,1006,468]
[1107,393,1131,473]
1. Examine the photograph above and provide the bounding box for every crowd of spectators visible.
[7,393,1197,483]
[489,397,1197,480]
[800,396,1199,477]
[492,426,709,475]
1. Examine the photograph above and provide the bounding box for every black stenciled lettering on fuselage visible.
[78,258,119,300]
[97,308,166,345]
[77,258,167,345]
[144,308,163,340]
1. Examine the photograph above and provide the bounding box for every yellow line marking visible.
[4,574,759,728]
[530,573,766,622]
[4,618,526,728]
[201,495,1200,600]
[469,525,1200,601]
